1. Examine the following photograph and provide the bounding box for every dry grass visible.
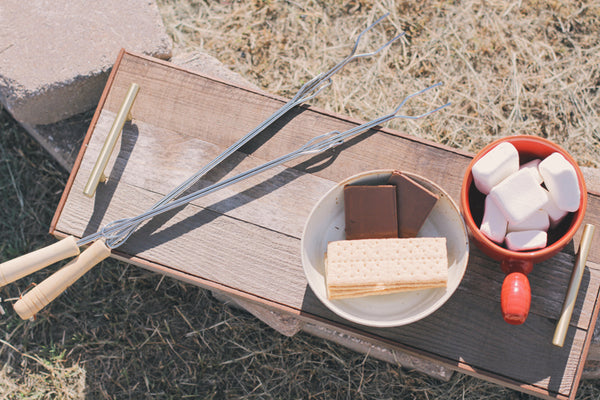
[159,0,600,165]
[0,340,86,399]
[1,0,600,399]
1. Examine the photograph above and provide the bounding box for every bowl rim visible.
[301,168,470,327]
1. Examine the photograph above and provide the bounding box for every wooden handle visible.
[0,236,80,287]
[553,224,596,347]
[13,240,110,320]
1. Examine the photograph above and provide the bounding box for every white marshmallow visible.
[480,195,507,243]
[539,152,580,212]
[505,230,547,251]
[489,168,549,224]
[543,189,569,227]
[519,159,543,184]
[472,142,519,194]
[507,209,549,233]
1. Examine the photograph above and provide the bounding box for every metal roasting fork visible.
[0,17,446,320]
[0,13,401,289]
[86,82,448,249]
[5,82,448,319]
[100,13,404,250]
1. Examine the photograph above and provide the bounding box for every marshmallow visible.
[543,189,569,227]
[489,168,549,224]
[480,195,507,243]
[539,152,580,212]
[472,142,519,194]
[519,159,543,184]
[507,209,549,233]
[505,230,547,251]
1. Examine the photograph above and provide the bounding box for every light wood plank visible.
[76,110,337,239]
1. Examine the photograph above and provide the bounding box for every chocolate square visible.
[343,185,398,240]
[388,172,439,238]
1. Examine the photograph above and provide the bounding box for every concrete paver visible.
[0,0,172,126]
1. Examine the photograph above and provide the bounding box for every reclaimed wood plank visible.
[56,160,600,326]
[54,181,599,398]
[53,51,600,400]
[56,109,600,330]
[299,287,591,398]
[101,50,473,196]
[91,52,600,264]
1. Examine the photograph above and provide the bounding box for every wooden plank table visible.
[52,50,600,399]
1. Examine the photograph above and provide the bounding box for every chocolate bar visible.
[388,172,438,238]
[344,185,398,240]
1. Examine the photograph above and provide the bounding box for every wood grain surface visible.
[53,50,600,400]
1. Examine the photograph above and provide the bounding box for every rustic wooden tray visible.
[52,50,600,399]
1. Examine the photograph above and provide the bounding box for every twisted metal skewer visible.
[83,82,449,249]
[0,16,449,322]
[83,13,403,249]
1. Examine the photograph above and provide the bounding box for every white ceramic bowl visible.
[301,170,469,327]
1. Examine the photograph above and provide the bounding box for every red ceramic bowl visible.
[460,136,587,324]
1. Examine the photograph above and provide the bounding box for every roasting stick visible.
[101,13,404,250]
[95,83,448,246]
[12,83,449,320]
[0,14,402,304]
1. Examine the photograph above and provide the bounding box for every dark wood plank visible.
[300,287,590,398]
[102,51,473,196]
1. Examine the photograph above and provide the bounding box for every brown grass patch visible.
[158,0,600,165]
